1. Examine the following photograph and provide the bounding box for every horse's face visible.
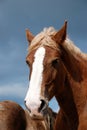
[24,22,67,119]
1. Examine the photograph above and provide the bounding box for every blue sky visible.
[0,0,87,112]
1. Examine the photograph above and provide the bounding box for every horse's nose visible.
[38,99,48,112]
[24,98,48,116]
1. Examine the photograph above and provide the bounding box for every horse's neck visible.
[61,45,87,82]
[60,46,87,111]
[55,74,81,130]
[56,74,79,129]
[56,46,87,129]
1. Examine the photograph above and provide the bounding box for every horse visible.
[24,21,87,130]
[0,100,56,130]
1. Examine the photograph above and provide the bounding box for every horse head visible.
[24,22,67,119]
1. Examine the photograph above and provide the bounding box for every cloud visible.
[0,82,28,108]
[0,83,27,98]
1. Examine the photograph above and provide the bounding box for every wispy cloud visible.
[0,83,27,98]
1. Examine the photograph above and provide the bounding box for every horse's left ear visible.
[26,29,34,45]
[52,21,67,44]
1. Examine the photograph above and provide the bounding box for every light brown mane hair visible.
[28,27,87,60]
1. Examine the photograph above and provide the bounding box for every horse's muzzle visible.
[24,98,48,119]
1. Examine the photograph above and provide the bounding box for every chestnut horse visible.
[0,100,56,130]
[25,21,87,130]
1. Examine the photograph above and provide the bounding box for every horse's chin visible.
[27,107,48,120]
[30,114,44,120]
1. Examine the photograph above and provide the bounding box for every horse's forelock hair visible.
[28,27,59,53]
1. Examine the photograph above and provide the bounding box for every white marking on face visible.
[25,47,45,111]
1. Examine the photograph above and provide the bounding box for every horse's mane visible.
[64,38,87,60]
[28,27,87,60]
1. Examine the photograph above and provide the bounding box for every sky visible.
[0,0,87,112]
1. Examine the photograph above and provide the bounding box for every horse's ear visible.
[26,29,34,44]
[52,21,67,44]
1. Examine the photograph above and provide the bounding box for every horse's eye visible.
[52,59,59,67]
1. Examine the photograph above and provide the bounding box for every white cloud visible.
[0,83,27,98]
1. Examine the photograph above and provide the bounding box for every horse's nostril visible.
[38,99,47,112]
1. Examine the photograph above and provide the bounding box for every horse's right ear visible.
[26,29,34,45]
[52,21,67,45]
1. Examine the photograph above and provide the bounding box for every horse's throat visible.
[55,76,79,129]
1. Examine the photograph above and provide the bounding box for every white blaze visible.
[25,47,45,110]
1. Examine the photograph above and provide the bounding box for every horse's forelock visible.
[28,27,59,53]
